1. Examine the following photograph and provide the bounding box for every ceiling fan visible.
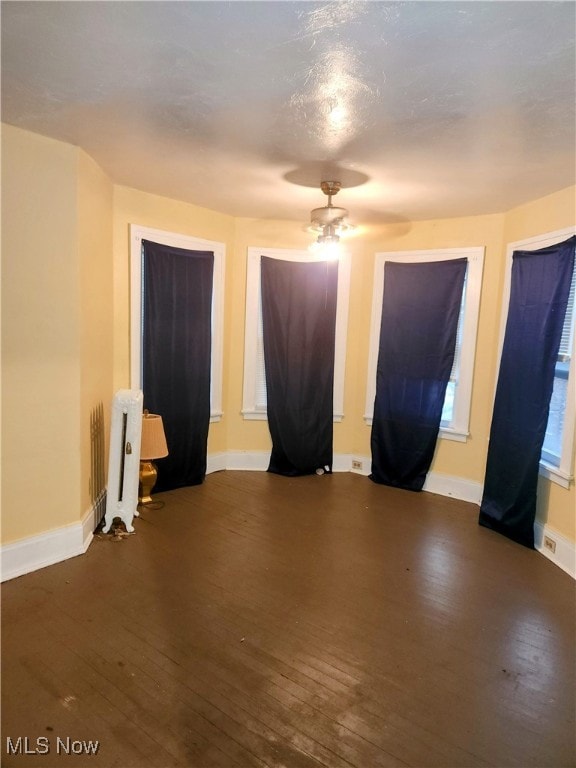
[308,181,355,247]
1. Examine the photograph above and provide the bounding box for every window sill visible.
[364,416,469,443]
[539,461,573,489]
[242,410,267,421]
[439,427,469,443]
[210,411,223,423]
[243,409,343,423]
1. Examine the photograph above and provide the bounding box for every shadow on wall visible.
[90,402,106,518]
[535,474,552,527]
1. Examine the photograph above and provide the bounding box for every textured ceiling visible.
[2,1,575,225]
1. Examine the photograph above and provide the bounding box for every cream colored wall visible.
[503,186,575,243]
[78,151,114,517]
[360,215,506,480]
[227,219,326,453]
[1,126,114,546]
[2,121,574,552]
[112,185,235,454]
[227,220,380,457]
[503,186,576,542]
[1,125,81,543]
[230,206,575,547]
[230,214,506,486]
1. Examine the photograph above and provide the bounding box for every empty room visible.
[1,2,575,767]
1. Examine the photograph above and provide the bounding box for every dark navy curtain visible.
[261,256,338,476]
[479,236,575,548]
[370,259,467,491]
[142,240,214,491]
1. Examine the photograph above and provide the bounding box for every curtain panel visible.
[479,236,576,548]
[142,240,214,491]
[370,259,467,491]
[261,256,338,476]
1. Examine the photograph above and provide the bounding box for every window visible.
[365,247,485,441]
[130,224,225,422]
[242,247,350,420]
[501,227,575,487]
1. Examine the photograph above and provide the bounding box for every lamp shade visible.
[140,413,169,460]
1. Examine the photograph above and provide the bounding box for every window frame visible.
[498,226,575,488]
[242,247,351,422]
[130,224,225,422]
[364,247,485,442]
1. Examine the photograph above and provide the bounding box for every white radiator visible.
[103,389,143,534]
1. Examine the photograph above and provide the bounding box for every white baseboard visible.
[347,453,484,504]
[221,450,269,471]
[534,522,576,579]
[333,453,354,472]
[325,453,575,579]
[1,491,105,583]
[209,451,353,473]
[423,471,483,504]
[206,452,228,473]
[3,459,573,581]
[82,490,107,549]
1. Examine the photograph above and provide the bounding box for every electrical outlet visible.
[543,535,557,554]
[351,459,363,471]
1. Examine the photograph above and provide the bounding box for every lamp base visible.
[139,460,157,505]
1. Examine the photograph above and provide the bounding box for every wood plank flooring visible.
[2,471,575,767]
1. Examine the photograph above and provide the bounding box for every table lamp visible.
[139,410,169,504]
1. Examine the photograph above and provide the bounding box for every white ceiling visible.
[2,1,575,226]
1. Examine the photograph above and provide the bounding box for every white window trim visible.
[498,226,575,488]
[130,224,225,422]
[242,247,351,422]
[364,247,485,442]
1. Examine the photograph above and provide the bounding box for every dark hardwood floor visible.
[2,471,575,767]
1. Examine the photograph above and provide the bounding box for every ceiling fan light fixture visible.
[308,180,355,244]
[317,223,340,244]
[309,236,341,260]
